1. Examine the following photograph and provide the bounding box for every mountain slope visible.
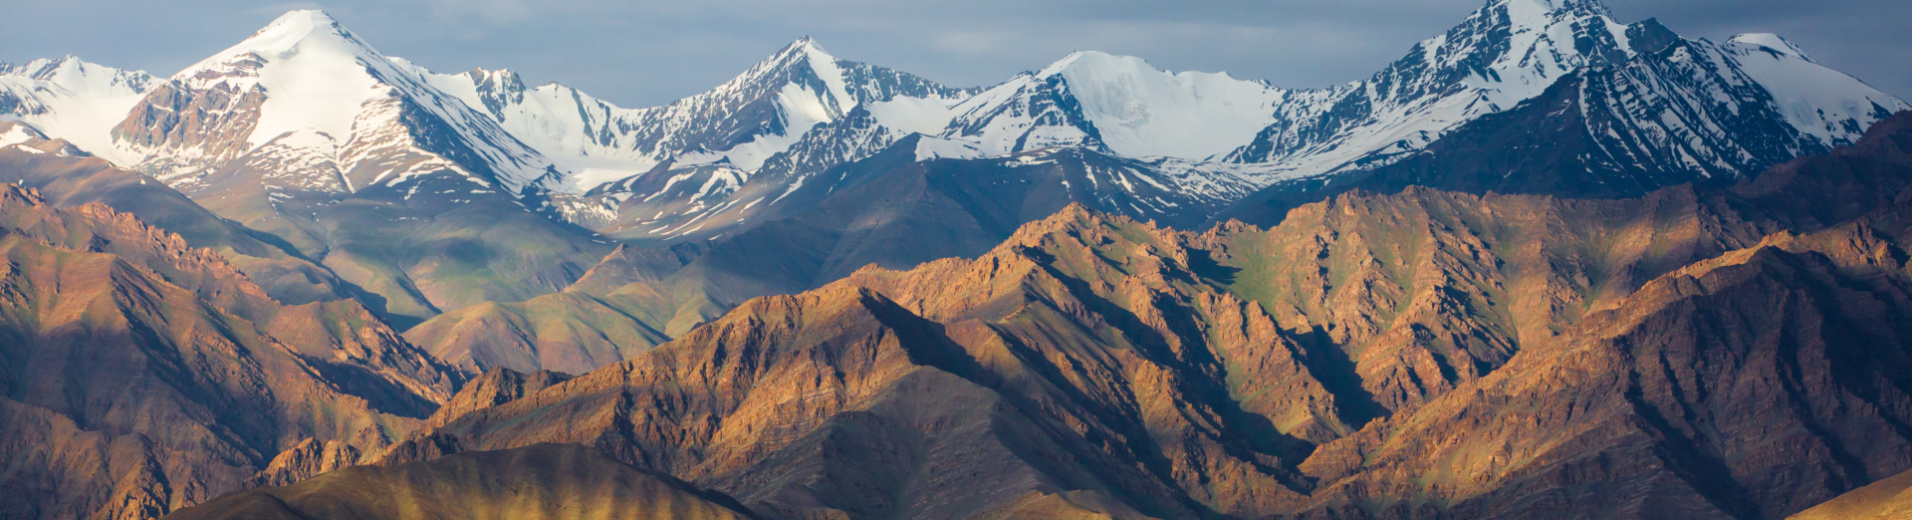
[0,121,358,306]
[1288,223,1912,519]
[1219,32,1909,225]
[163,444,755,520]
[412,139,1266,374]
[1789,468,1912,520]
[57,11,614,327]
[0,183,464,520]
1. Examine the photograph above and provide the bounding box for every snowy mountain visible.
[0,11,617,328]
[113,10,561,195]
[0,57,155,162]
[417,38,975,193]
[1221,0,1903,180]
[927,51,1291,162]
[557,0,1904,243]
[1,0,1903,250]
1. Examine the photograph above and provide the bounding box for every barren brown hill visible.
[0,184,464,519]
[163,444,756,520]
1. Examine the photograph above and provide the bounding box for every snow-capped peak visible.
[186,10,365,71]
[731,36,857,115]
[794,38,854,114]
[104,9,565,194]
[170,9,386,150]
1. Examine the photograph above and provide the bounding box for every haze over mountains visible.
[2,0,1911,518]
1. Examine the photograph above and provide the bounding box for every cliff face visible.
[0,183,461,519]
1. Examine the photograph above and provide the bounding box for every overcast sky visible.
[5,0,1906,108]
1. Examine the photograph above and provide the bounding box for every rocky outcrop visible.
[424,368,572,429]
[243,438,363,489]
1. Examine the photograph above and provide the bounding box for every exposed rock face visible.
[424,368,572,429]
[243,438,362,489]
[164,444,756,520]
[0,183,462,519]
[377,113,1912,519]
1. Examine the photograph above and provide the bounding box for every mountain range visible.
[3,0,1911,517]
[5,1,1903,334]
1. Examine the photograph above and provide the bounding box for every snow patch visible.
[866,96,959,135]
[0,124,42,148]
[914,136,982,161]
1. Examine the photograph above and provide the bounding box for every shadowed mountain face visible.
[364,112,1912,520]
[0,182,464,520]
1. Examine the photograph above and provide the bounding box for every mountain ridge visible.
[355,111,1912,520]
